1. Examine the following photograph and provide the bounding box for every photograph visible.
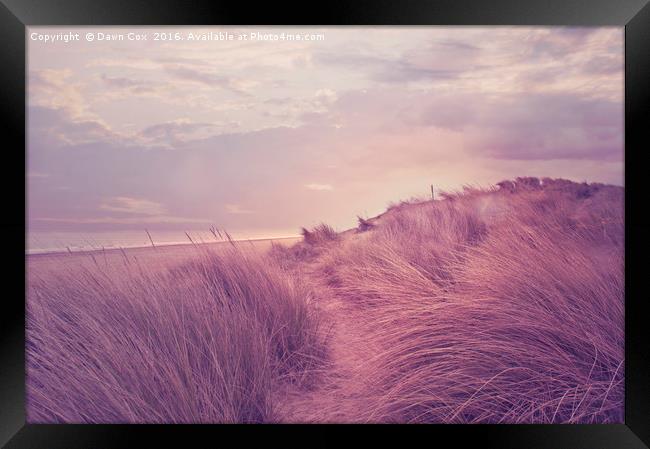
[26,26,624,424]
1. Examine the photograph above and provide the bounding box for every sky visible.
[27,27,624,237]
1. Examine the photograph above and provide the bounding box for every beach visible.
[26,236,302,275]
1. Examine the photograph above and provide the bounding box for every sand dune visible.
[26,178,624,423]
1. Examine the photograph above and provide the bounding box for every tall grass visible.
[269,223,341,269]
[27,246,324,423]
[307,178,624,423]
[27,177,624,423]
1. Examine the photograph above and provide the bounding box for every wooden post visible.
[431,184,435,200]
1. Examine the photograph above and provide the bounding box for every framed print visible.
[1,0,649,447]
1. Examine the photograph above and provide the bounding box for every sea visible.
[26,229,300,255]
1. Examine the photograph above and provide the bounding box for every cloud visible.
[140,119,218,147]
[101,74,149,89]
[377,41,484,83]
[87,57,160,70]
[316,39,483,84]
[29,69,86,117]
[416,92,622,160]
[29,105,125,147]
[523,28,597,61]
[36,215,211,225]
[99,197,166,216]
[515,66,568,88]
[581,55,622,75]
[100,74,167,96]
[225,204,254,214]
[164,66,254,95]
[305,183,333,191]
[257,89,340,127]
[56,119,120,145]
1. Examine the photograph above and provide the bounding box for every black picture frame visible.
[1,0,648,447]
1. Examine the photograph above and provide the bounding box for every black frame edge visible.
[625,1,650,446]
[2,424,650,449]
[0,1,26,447]
[1,0,649,25]
[1,0,649,447]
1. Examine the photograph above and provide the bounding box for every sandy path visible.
[277,238,384,423]
[278,294,376,422]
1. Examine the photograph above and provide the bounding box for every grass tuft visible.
[27,246,324,423]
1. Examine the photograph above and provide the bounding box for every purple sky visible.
[27,27,623,236]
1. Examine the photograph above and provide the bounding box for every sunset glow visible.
[28,27,623,238]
